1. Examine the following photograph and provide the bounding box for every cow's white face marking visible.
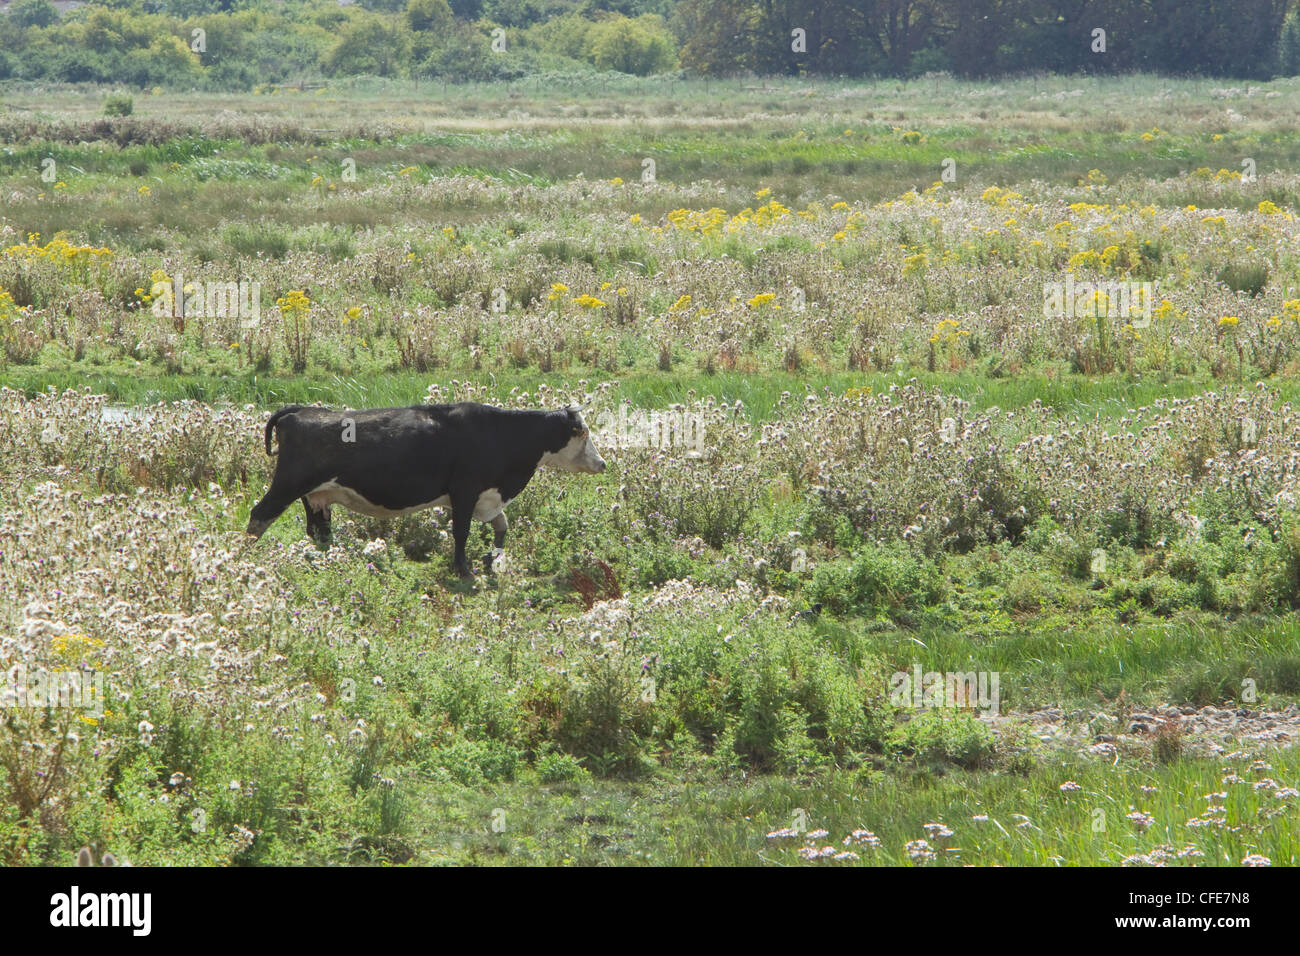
[540,414,607,474]
[307,480,450,518]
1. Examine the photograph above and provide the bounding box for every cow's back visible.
[280,405,459,509]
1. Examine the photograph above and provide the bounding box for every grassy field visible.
[3,74,1300,866]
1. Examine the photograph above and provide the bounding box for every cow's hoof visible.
[454,564,475,580]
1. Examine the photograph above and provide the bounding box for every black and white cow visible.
[246,403,606,576]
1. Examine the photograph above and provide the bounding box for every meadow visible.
[3,73,1300,866]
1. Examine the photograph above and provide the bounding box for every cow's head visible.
[540,407,606,474]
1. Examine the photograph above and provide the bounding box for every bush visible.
[556,652,651,775]
[585,15,677,76]
[416,22,537,81]
[1101,488,1176,549]
[806,543,945,617]
[522,13,593,62]
[429,737,520,785]
[324,14,410,76]
[1216,260,1269,297]
[103,93,134,117]
[1003,571,1048,612]
[1132,575,1194,616]
[425,663,518,742]
[223,224,291,260]
[628,458,760,550]
[887,711,996,769]
[534,750,589,784]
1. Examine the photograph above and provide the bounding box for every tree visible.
[446,0,483,19]
[324,14,411,76]
[587,14,677,74]
[415,19,497,80]
[1278,9,1300,76]
[7,0,58,29]
[944,0,1010,77]
[407,0,454,32]
[856,0,942,75]
[675,0,761,74]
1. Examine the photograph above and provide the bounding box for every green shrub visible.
[806,543,945,617]
[429,738,520,785]
[223,224,291,260]
[1215,260,1268,297]
[1050,532,1105,581]
[771,706,828,773]
[628,458,760,549]
[585,15,677,76]
[556,653,650,775]
[728,649,793,767]
[1022,515,1062,552]
[103,93,134,117]
[1003,571,1048,612]
[627,538,699,588]
[324,15,410,77]
[887,711,996,769]
[534,750,590,784]
[1101,488,1176,549]
[425,662,518,742]
[1133,575,1194,616]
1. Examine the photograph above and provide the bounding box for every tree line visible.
[0,0,1296,88]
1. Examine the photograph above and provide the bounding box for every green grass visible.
[304,746,1300,866]
[882,617,1300,712]
[2,364,1265,422]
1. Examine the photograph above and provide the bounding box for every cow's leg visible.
[484,512,508,571]
[301,496,332,547]
[247,473,308,539]
[450,496,475,578]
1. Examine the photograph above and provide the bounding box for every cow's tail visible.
[264,405,306,455]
